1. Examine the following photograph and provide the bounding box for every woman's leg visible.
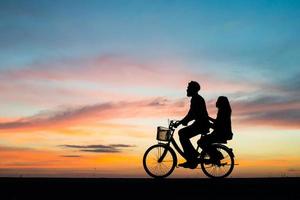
[199,133,223,161]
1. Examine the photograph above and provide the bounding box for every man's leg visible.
[178,124,200,163]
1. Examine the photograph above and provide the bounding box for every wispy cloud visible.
[287,168,300,172]
[239,107,300,128]
[0,145,34,152]
[60,144,136,153]
[1,90,299,132]
[231,97,300,128]
[61,155,82,158]
[0,54,256,92]
[0,97,186,131]
[224,73,300,129]
[0,54,259,117]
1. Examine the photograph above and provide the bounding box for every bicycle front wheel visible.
[143,144,177,178]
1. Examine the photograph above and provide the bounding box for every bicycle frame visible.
[158,121,190,162]
[157,120,235,163]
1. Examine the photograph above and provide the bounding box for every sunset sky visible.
[0,0,299,178]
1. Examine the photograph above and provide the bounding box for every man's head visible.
[186,81,200,97]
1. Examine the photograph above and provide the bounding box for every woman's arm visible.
[208,116,215,129]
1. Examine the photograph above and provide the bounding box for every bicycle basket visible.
[156,126,171,141]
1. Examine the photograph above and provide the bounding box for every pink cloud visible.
[0,55,259,113]
[0,97,188,132]
[0,80,144,107]
[2,55,298,131]
[1,93,299,133]
[0,54,256,92]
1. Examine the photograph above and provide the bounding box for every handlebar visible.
[169,120,180,129]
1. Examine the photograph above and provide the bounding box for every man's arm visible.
[179,109,193,126]
[178,99,195,126]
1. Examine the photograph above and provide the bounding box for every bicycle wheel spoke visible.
[158,147,162,159]
[161,163,169,173]
[161,160,173,162]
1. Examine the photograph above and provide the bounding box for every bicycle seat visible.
[214,139,227,144]
[197,137,227,146]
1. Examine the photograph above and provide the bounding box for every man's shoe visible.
[178,161,190,168]
[178,161,198,169]
[187,162,198,169]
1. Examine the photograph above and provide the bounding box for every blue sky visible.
[1,0,299,76]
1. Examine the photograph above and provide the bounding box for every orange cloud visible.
[1,92,299,135]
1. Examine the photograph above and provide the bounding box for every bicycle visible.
[143,120,235,178]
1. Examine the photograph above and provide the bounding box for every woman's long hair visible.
[216,96,231,114]
[215,96,232,135]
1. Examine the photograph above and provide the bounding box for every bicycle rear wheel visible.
[143,144,177,178]
[200,144,234,178]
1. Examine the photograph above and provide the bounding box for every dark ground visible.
[0,177,299,200]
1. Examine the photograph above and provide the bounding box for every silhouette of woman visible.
[199,96,233,161]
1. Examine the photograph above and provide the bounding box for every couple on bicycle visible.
[174,81,233,169]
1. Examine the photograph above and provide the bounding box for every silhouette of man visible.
[175,81,210,168]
